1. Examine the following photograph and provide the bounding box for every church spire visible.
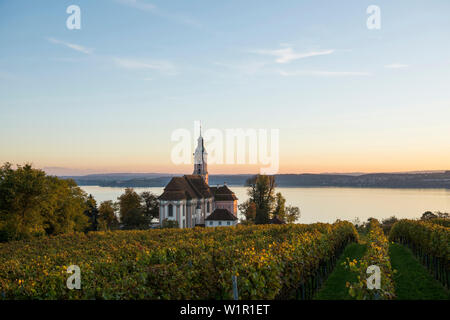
[193,125,208,184]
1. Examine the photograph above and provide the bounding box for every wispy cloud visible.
[278,70,371,77]
[47,37,93,54]
[384,63,409,69]
[113,57,177,75]
[115,0,155,11]
[251,47,334,64]
[115,0,200,27]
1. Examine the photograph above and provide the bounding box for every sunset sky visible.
[1,0,450,175]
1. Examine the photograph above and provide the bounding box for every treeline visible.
[352,211,449,235]
[0,163,159,242]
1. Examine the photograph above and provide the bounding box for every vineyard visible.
[0,218,448,300]
[0,222,358,300]
[345,219,396,299]
[389,219,449,289]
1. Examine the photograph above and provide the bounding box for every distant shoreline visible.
[70,171,450,189]
[79,184,450,190]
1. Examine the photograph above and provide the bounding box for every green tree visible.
[435,211,449,218]
[273,192,286,218]
[140,191,159,224]
[245,175,276,224]
[97,200,119,231]
[42,177,89,235]
[271,193,299,223]
[284,205,300,223]
[0,162,89,242]
[421,211,437,220]
[84,194,99,231]
[117,188,146,229]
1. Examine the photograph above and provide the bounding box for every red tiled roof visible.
[205,208,238,221]
[159,175,213,201]
[211,184,238,201]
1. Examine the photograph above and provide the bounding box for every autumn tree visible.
[97,200,119,231]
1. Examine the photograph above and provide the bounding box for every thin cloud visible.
[113,57,177,75]
[115,0,155,11]
[278,70,372,77]
[385,64,409,69]
[47,37,93,54]
[252,47,334,64]
[115,0,200,27]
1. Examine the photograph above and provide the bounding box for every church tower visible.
[193,129,208,184]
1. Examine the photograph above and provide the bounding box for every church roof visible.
[211,184,238,201]
[205,208,238,221]
[184,175,213,198]
[159,175,212,201]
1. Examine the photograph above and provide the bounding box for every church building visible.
[158,132,238,228]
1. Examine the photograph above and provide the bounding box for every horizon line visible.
[44,169,450,177]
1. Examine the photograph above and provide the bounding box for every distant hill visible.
[64,171,450,189]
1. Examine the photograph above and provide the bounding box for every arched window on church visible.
[207,201,210,212]
[168,204,173,217]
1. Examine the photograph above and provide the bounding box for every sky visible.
[1,0,450,175]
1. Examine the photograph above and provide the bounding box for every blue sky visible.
[1,0,450,174]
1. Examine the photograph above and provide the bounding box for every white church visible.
[158,132,238,228]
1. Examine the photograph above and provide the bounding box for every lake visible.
[80,186,450,224]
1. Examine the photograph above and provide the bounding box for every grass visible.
[314,242,366,300]
[389,243,449,300]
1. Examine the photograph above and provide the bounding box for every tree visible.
[84,194,99,231]
[381,215,398,235]
[284,205,300,223]
[421,211,437,220]
[238,200,256,224]
[241,175,300,225]
[117,188,146,229]
[140,191,159,224]
[273,192,286,218]
[245,175,276,224]
[97,200,119,231]
[43,177,89,235]
[435,211,449,219]
[0,162,89,242]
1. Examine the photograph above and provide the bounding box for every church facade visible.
[158,133,238,228]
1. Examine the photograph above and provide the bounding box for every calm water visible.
[80,186,450,224]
